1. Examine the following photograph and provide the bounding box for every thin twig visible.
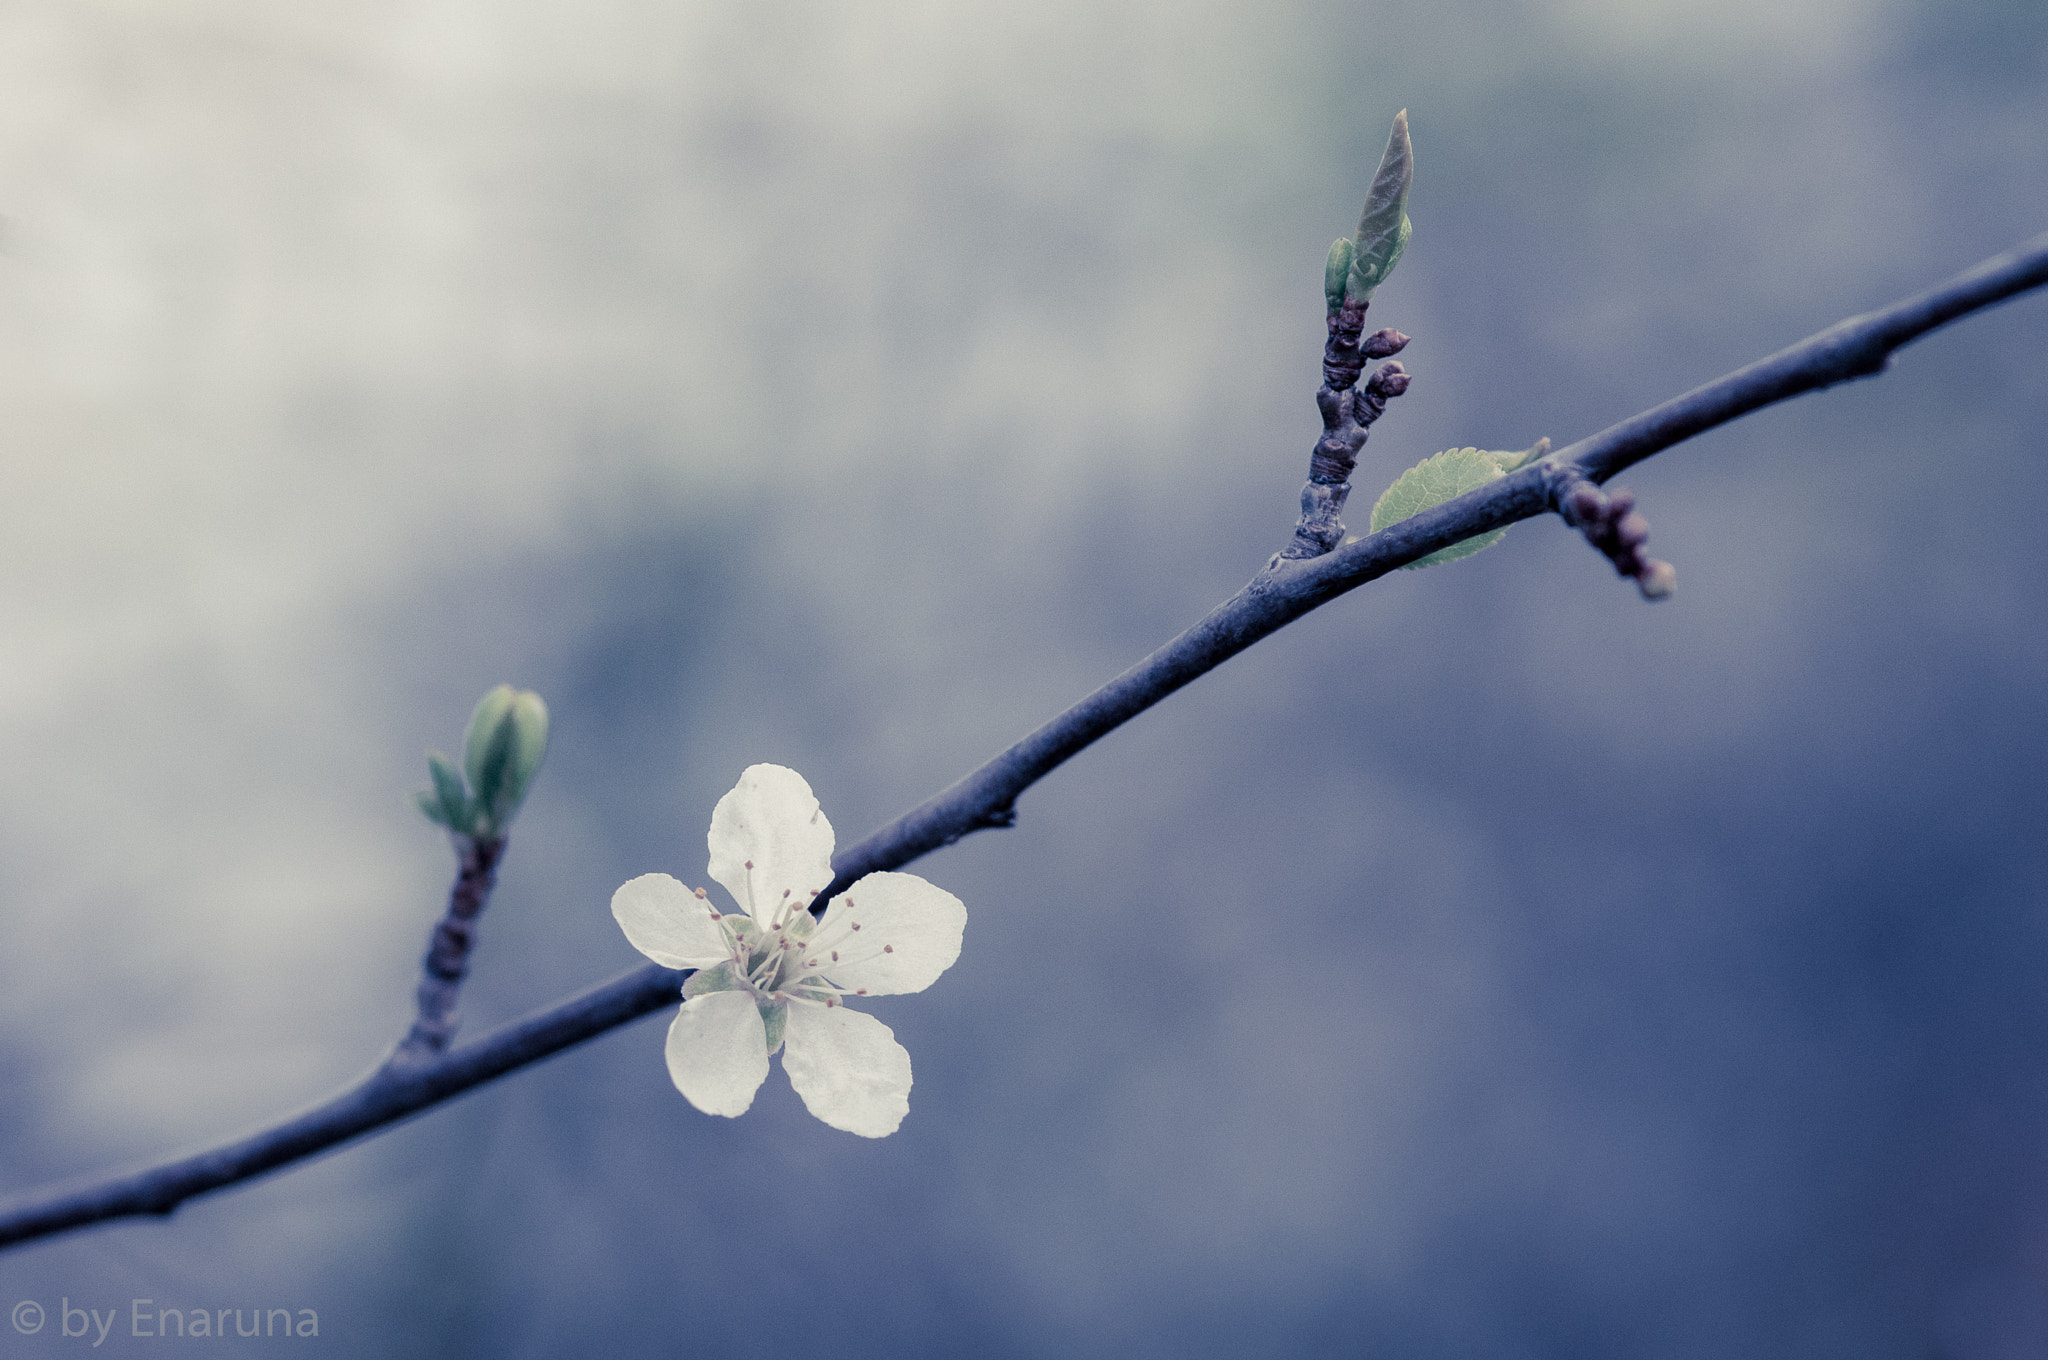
[388,834,506,1067]
[1280,300,1410,560]
[2,228,2043,1254]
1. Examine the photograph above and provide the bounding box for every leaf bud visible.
[1324,237,1356,314]
[1345,110,1414,304]
[426,751,472,830]
[460,684,551,835]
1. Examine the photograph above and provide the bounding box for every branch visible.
[388,833,506,1066]
[3,229,2043,1254]
[1279,303,1409,560]
[0,965,683,1250]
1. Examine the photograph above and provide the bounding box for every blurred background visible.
[0,0,2044,1355]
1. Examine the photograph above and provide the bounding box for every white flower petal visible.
[612,873,731,969]
[664,990,770,1118]
[817,872,965,996]
[707,765,836,921]
[781,1002,913,1137]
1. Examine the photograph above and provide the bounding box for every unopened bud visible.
[1360,328,1410,359]
[1568,485,1606,524]
[1369,361,1411,397]
[1638,560,1677,600]
[459,684,552,836]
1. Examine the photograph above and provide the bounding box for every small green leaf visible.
[1346,110,1413,303]
[504,691,549,807]
[413,788,452,828]
[462,685,518,795]
[1323,237,1355,314]
[1369,447,1509,568]
[1487,436,1550,474]
[426,750,471,831]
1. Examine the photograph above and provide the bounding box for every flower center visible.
[721,914,825,999]
[708,890,899,1006]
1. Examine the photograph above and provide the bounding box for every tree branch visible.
[1279,300,1410,560]
[2,228,2043,1254]
[0,965,683,1250]
[388,833,507,1066]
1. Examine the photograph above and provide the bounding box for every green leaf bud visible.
[426,750,472,831]
[460,684,551,835]
[413,788,453,828]
[1324,237,1356,314]
[1346,109,1414,304]
[463,685,518,796]
[506,690,549,801]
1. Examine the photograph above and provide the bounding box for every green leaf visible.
[1323,237,1355,314]
[1346,110,1413,303]
[1348,214,1410,303]
[1487,436,1550,474]
[426,750,471,831]
[504,691,549,808]
[1368,447,1509,568]
[462,685,518,796]
[413,788,452,828]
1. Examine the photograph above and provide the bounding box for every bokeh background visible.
[1,0,2045,1355]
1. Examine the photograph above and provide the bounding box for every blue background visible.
[1,0,2045,1355]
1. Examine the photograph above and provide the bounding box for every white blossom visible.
[611,764,966,1137]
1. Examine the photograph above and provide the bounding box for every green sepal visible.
[1323,237,1355,314]
[1345,110,1414,304]
[715,917,760,977]
[724,915,761,951]
[1369,447,1509,568]
[758,999,788,1055]
[683,961,741,998]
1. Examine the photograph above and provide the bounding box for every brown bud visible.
[1360,328,1410,359]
